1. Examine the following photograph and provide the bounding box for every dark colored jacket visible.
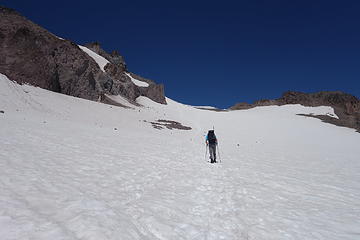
[206,131,217,144]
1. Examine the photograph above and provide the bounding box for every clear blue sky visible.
[4,0,360,108]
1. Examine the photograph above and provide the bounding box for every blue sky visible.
[4,0,360,108]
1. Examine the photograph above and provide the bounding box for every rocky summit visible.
[0,6,166,105]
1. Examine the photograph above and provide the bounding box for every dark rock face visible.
[0,6,166,105]
[0,6,102,100]
[230,91,360,132]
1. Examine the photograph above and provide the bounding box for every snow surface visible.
[1,73,360,240]
[125,72,150,87]
[105,94,135,108]
[78,46,110,72]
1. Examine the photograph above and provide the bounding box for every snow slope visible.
[1,73,360,240]
[78,45,110,72]
[125,72,150,87]
[105,94,135,108]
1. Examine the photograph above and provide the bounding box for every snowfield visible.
[0,73,360,240]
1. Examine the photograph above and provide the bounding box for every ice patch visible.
[125,73,149,87]
[79,45,110,72]
[299,105,339,119]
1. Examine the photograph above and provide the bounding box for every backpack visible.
[207,130,217,144]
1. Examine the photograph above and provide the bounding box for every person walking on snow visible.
[206,130,218,163]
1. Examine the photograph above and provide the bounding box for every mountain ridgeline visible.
[1,6,359,132]
[0,6,166,105]
[230,91,360,132]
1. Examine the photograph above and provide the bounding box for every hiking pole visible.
[217,143,221,163]
[204,144,208,162]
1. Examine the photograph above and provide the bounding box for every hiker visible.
[206,130,218,163]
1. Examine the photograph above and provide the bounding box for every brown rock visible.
[0,6,167,105]
[229,102,252,110]
[127,72,166,104]
[0,6,105,100]
[85,42,127,72]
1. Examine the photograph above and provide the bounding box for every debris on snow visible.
[146,119,192,130]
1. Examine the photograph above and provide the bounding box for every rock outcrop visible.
[85,42,127,72]
[128,72,166,105]
[278,91,360,132]
[277,91,360,113]
[0,6,166,105]
[230,91,360,132]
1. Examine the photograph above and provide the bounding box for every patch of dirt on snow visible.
[145,119,192,130]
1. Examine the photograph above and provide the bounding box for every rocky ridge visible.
[0,6,166,105]
[230,91,360,132]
